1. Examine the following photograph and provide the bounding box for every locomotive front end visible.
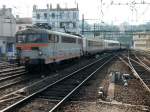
[16,29,49,68]
[16,43,47,65]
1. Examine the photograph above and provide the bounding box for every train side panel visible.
[45,35,83,64]
[85,38,105,55]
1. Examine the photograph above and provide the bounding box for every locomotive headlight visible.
[38,50,43,56]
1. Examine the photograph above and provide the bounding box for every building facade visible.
[16,16,32,31]
[133,32,150,51]
[0,5,16,57]
[32,4,79,34]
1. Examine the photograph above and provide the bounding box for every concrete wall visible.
[133,33,150,51]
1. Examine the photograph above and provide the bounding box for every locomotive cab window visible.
[16,35,26,43]
[27,34,48,43]
[16,34,48,43]
[48,34,59,43]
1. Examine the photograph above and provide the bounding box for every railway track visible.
[0,66,26,82]
[0,53,116,112]
[0,54,103,106]
[0,61,18,69]
[0,54,106,92]
[0,64,16,69]
[0,66,25,76]
[0,66,27,94]
[120,51,150,93]
[133,51,150,67]
[134,50,150,62]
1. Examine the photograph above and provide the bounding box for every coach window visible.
[78,38,82,44]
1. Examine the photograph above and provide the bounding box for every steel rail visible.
[119,55,150,93]
[0,78,28,90]
[1,54,112,112]
[143,58,150,65]
[129,58,150,72]
[0,73,59,101]
[121,55,150,73]
[0,72,27,82]
[49,55,115,112]
[0,69,25,77]
[128,51,150,93]
[134,49,150,57]
[134,54,150,71]
[0,66,25,74]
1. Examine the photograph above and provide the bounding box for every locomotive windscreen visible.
[16,34,48,43]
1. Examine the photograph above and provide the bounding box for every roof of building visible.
[34,8,78,12]
[0,7,13,17]
[133,32,150,35]
[33,4,79,12]
[16,18,32,24]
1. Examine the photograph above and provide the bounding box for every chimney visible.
[77,3,78,10]
[2,5,6,9]
[46,4,49,9]
[16,15,19,19]
[50,4,52,9]
[9,8,12,13]
[33,5,37,11]
[57,4,60,9]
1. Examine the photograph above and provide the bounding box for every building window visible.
[44,13,47,19]
[60,13,62,19]
[66,23,70,28]
[67,12,70,18]
[73,22,76,28]
[52,22,55,27]
[3,41,5,44]
[60,12,64,19]
[52,13,55,19]
[36,14,40,19]
[19,26,22,30]
[73,12,76,19]
[60,22,64,28]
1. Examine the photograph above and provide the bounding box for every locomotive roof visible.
[16,28,81,38]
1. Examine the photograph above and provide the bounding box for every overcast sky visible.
[0,0,150,25]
